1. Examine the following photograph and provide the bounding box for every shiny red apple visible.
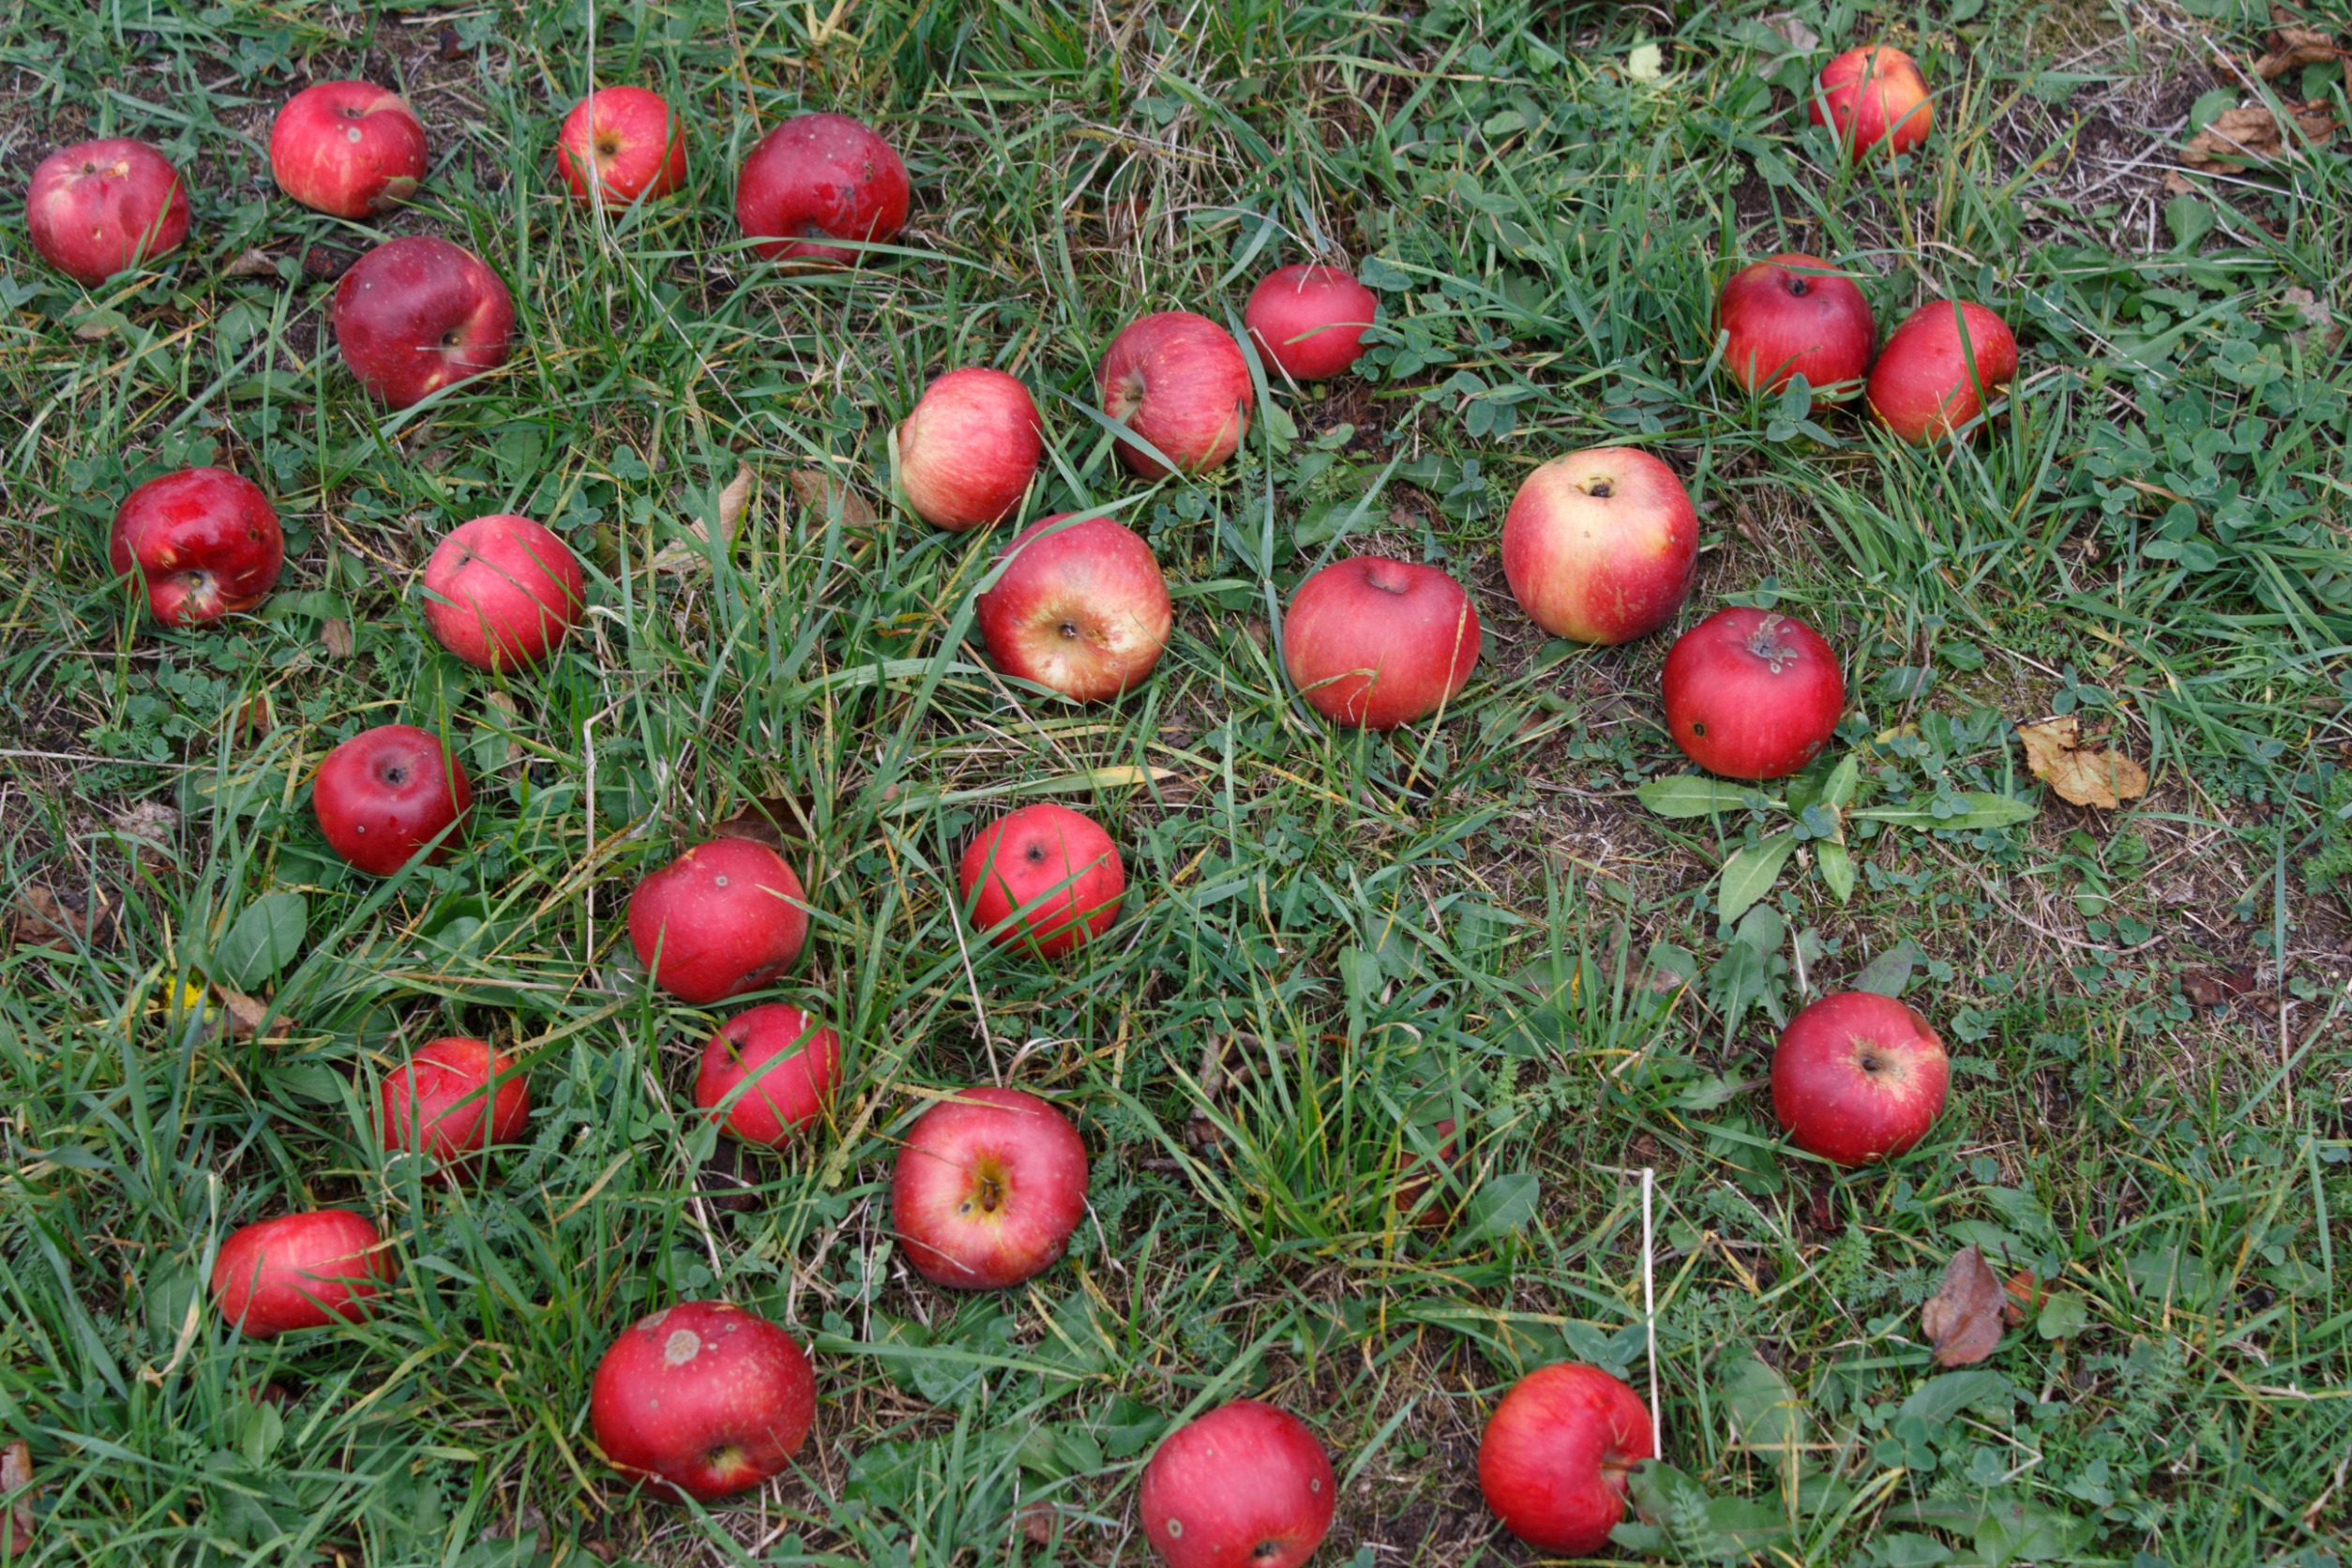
[695,1004,842,1147]
[1811,44,1934,160]
[333,235,515,408]
[555,85,687,207]
[1096,311,1254,477]
[25,136,189,285]
[1244,264,1378,383]
[1479,1363,1654,1555]
[895,368,1042,531]
[109,466,283,626]
[313,722,473,876]
[628,837,810,1004]
[211,1209,393,1338]
[1866,299,2018,445]
[734,112,909,267]
[977,512,1171,702]
[957,802,1123,958]
[269,81,427,219]
[1714,252,1876,401]
[1660,607,1845,780]
[891,1086,1088,1289]
[1500,446,1696,645]
[1772,990,1949,1166]
[1283,556,1479,730]
[589,1300,816,1500]
[377,1035,529,1171]
[1138,1399,1335,1568]
[420,513,585,671]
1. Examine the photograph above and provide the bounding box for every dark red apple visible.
[1282,556,1479,730]
[895,368,1042,531]
[556,85,687,207]
[269,81,428,219]
[1660,608,1845,780]
[1244,264,1378,383]
[695,1004,842,1147]
[333,235,516,408]
[109,466,283,626]
[1714,252,1875,402]
[1138,1398,1335,1568]
[211,1209,393,1338]
[378,1035,529,1171]
[25,137,189,285]
[976,513,1171,702]
[891,1085,1088,1289]
[1500,447,1696,645]
[1811,44,1934,160]
[628,837,810,1004]
[313,722,473,876]
[1478,1363,1654,1555]
[1096,311,1254,477]
[734,112,909,267]
[1772,990,1949,1166]
[589,1300,816,1500]
[420,513,585,671]
[957,802,1123,958]
[1866,299,2018,445]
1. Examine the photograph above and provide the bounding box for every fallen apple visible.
[735,112,910,267]
[109,466,284,627]
[1283,556,1480,729]
[377,1035,529,1173]
[312,722,474,876]
[589,1299,816,1500]
[1244,264,1378,383]
[1096,311,1254,477]
[555,85,687,207]
[891,1085,1089,1289]
[211,1209,393,1338]
[269,81,428,219]
[628,837,810,1004]
[694,1004,843,1147]
[1772,990,1949,1166]
[1138,1398,1335,1568]
[1478,1362,1654,1556]
[1500,446,1697,645]
[420,512,585,671]
[1714,252,1876,402]
[1866,299,2018,445]
[1660,607,1845,780]
[895,368,1042,531]
[1811,44,1934,160]
[976,512,1172,702]
[333,234,515,408]
[25,136,189,285]
[957,802,1124,957]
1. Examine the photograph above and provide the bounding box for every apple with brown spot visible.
[1138,1398,1335,1568]
[1772,990,1949,1166]
[976,512,1171,702]
[25,136,189,285]
[1478,1363,1654,1555]
[109,466,283,627]
[1660,607,1845,781]
[269,81,427,219]
[891,1086,1088,1289]
[589,1300,816,1500]
[628,837,810,1004]
[734,112,909,267]
[211,1210,394,1338]
[555,85,687,207]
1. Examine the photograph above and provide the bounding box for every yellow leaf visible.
[1627,41,1665,81]
[2015,716,2148,809]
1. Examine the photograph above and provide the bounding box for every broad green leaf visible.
[1817,838,1857,902]
[216,892,308,990]
[1719,831,1797,922]
[1821,752,1862,807]
[1897,1369,2010,1429]
[2037,1290,2089,1339]
[1636,775,1756,818]
[1722,1348,1811,1479]
[1855,939,1923,997]
[1855,792,2037,830]
[1463,1171,1541,1243]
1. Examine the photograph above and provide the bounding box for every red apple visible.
[695,1004,842,1147]
[108,466,283,626]
[1138,1399,1335,1568]
[1500,447,1697,645]
[589,1300,815,1500]
[1714,252,1876,401]
[734,112,910,267]
[1811,44,1934,160]
[313,723,474,876]
[1660,607,1845,780]
[378,1036,530,1171]
[628,837,810,1004]
[895,368,1042,531]
[211,1209,393,1338]
[1480,1363,1654,1555]
[25,137,189,286]
[421,513,585,671]
[1772,990,1949,1166]
[957,803,1123,958]
[268,81,428,219]
[555,85,687,207]
[1244,264,1378,383]
[976,513,1172,702]
[1866,299,2018,445]
[333,235,516,408]
[891,1086,1088,1289]
[1282,556,1479,730]
[1096,311,1254,478]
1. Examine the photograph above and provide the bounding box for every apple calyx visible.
[959,1158,1009,1217]
[1579,476,1616,499]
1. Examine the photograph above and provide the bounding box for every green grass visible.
[3,0,2349,1563]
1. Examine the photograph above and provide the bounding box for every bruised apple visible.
[1138,1399,1335,1568]
[269,81,428,218]
[25,137,189,285]
[628,837,810,1004]
[109,466,283,627]
[589,1300,816,1500]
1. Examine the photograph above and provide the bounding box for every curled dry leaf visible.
[2182,967,2257,1007]
[2016,716,2148,809]
[223,248,281,279]
[210,984,297,1043]
[710,792,812,852]
[1921,1244,2008,1366]
[2250,25,2341,80]
[10,885,99,951]
[1764,10,1819,52]
[653,465,757,574]
[1,1440,32,1555]
[787,468,878,529]
[2180,104,2338,176]
[321,619,355,659]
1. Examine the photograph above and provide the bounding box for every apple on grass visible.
[1244,264,1378,383]
[421,513,585,671]
[269,81,427,219]
[378,1036,529,1174]
[1096,312,1254,477]
[1282,556,1479,730]
[590,1300,815,1501]
[211,1210,393,1338]
[1812,44,1933,160]
[313,724,473,876]
[1138,1399,1335,1568]
[556,86,687,206]
[976,513,1171,702]
[895,368,1041,531]
[957,803,1123,958]
[891,1086,1088,1289]
[1772,991,1949,1166]
[1867,300,2018,445]
[628,837,810,1005]
[1500,447,1697,645]
[735,113,909,267]
[333,235,515,408]
[695,1004,843,1147]
[1714,253,1876,402]
[1660,607,1846,781]
[109,467,283,626]
[1479,1363,1655,1556]
[26,137,189,285]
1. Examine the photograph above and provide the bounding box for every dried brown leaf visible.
[1921,1244,2008,1366]
[321,619,355,659]
[710,793,812,852]
[2181,103,2337,175]
[2252,25,2340,79]
[482,690,524,775]
[211,985,296,1042]
[1765,11,1819,52]
[10,886,94,950]
[2016,716,2148,809]
[787,468,877,529]
[2001,1269,2044,1326]
[1,1440,32,1555]
[223,248,281,279]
